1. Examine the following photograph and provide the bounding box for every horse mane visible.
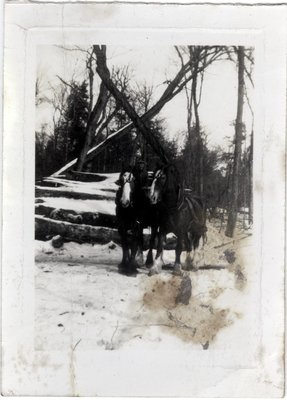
[158,164,183,210]
[164,164,182,193]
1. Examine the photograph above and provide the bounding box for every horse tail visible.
[184,194,207,246]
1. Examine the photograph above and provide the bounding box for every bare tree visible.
[35,74,50,107]
[53,45,228,176]
[225,46,245,238]
[175,46,228,195]
[52,46,198,175]
[93,45,170,163]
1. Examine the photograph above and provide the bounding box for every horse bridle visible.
[152,167,184,210]
[152,169,165,188]
[119,171,135,207]
[121,171,134,184]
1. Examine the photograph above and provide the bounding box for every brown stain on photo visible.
[143,275,182,310]
[224,247,247,292]
[143,275,232,348]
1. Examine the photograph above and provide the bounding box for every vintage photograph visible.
[35,44,255,351]
[3,3,285,396]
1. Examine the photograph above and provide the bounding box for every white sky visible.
[36,45,254,152]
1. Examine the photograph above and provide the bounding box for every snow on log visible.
[35,215,120,244]
[36,197,116,215]
[66,170,108,182]
[35,187,113,201]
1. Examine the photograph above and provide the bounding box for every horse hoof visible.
[148,266,159,276]
[184,254,194,271]
[183,263,193,271]
[118,264,138,277]
[118,261,137,270]
[145,259,153,268]
[146,254,154,267]
[118,262,128,271]
[135,253,144,266]
[125,268,138,277]
[130,259,139,268]
[173,264,183,276]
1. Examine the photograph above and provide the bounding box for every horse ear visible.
[116,171,123,186]
[155,161,164,171]
[121,163,131,174]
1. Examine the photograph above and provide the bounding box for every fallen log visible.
[35,215,178,250]
[35,205,117,228]
[35,216,120,244]
[67,170,108,182]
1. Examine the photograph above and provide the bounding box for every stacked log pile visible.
[35,172,118,245]
[35,171,177,249]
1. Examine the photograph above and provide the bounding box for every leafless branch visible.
[244,65,254,87]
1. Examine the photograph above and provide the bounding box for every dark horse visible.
[115,163,159,275]
[149,164,207,275]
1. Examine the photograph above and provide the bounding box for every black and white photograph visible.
[2,3,285,397]
[35,43,255,350]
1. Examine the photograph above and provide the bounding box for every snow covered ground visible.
[34,173,262,396]
[35,221,256,357]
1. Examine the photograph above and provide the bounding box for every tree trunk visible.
[94,45,169,164]
[225,46,245,238]
[75,80,109,172]
[191,65,203,196]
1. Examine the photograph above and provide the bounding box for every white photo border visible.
[2,3,286,396]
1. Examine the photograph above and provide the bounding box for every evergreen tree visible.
[61,81,89,162]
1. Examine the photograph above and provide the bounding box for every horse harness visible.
[153,168,202,228]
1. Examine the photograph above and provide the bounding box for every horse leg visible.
[174,236,183,276]
[118,227,130,271]
[184,232,194,271]
[135,226,144,266]
[146,225,157,267]
[191,234,201,271]
[149,230,164,276]
[128,222,143,272]
[129,236,139,272]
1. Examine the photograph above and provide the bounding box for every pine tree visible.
[62,81,89,162]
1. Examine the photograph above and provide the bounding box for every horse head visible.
[149,164,181,207]
[117,170,135,208]
[149,168,166,204]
